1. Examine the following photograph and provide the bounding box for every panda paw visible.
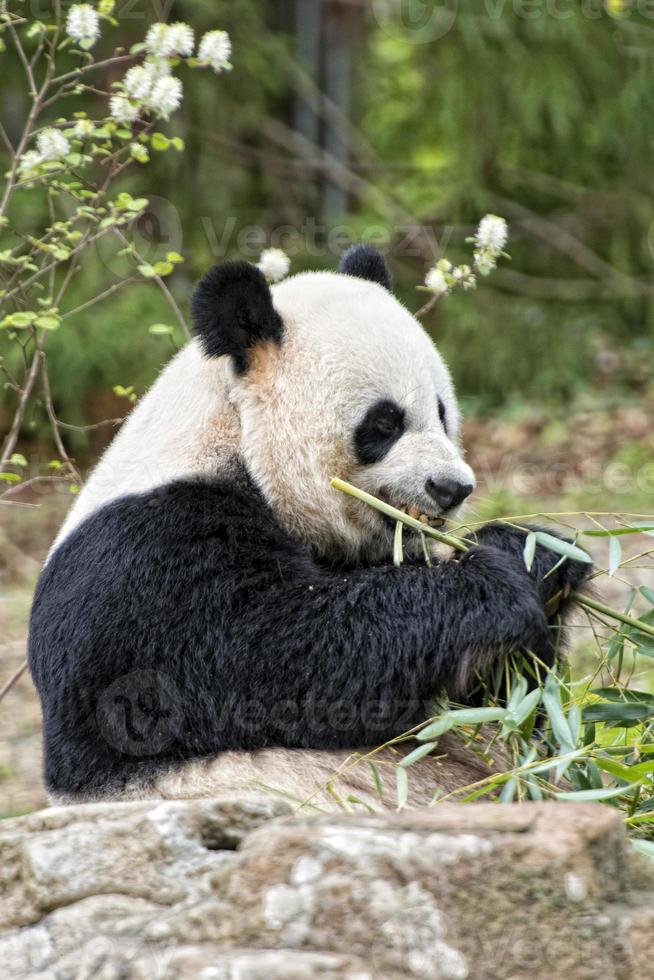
[473,522,593,615]
[449,544,555,695]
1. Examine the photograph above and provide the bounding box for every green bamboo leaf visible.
[593,757,635,783]
[596,757,654,782]
[556,783,641,802]
[567,703,581,745]
[511,688,542,726]
[416,715,454,741]
[608,536,622,577]
[533,531,592,564]
[499,778,517,803]
[441,706,508,725]
[526,777,543,801]
[523,532,536,571]
[399,741,438,768]
[584,525,654,537]
[368,762,383,800]
[591,687,654,703]
[542,674,574,749]
[507,675,528,712]
[528,749,586,776]
[582,702,653,724]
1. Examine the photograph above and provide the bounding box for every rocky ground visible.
[2,797,654,979]
[1,403,653,818]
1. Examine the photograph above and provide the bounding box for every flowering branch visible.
[0,6,233,497]
[417,214,509,317]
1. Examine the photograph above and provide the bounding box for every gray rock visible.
[1,798,653,979]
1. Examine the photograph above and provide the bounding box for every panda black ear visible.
[190,262,284,373]
[339,244,392,291]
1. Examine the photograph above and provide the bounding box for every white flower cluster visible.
[145,22,195,58]
[424,258,475,298]
[198,30,232,73]
[257,248,290,283]
[108,22,232,126]
[73,118,94,138]
[424,214,509,300]
[472,214,508,276]
[110,58,182,123]
[19,128,71,177]
[65,4,101,48]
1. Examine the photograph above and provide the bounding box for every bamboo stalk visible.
[330,476,654,641]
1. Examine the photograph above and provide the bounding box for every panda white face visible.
[227,267,475,562]
[52,248,474,564]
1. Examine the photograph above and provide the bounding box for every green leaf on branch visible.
[582,702,653,724]
[148,323,174,335]
[523,531,536,571]
[153,260,174,277]
[584,525,654,537]
[1,311,37,328]
[608,535,622,576]
[556,784,641,802]
[399,741,438,767]
[533,531,592,564]
[35,314,61,330]
[151,133,171,151]
[417,706,507,741]
[542,673,576,750]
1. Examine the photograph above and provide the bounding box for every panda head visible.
[191,245,475,563]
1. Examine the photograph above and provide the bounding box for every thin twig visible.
[0,661,29,703]
[0,335,42,466]
[39,351,82,484]
[113,228,191,340]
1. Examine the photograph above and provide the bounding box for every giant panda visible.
[29,246,588,809]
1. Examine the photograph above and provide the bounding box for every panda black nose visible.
[425,478,473,512]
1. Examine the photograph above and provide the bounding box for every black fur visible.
[339,245,393,291]
[190,262,284,373]
[29,472,588,799]
[438,396,447,434]
[354,398,406,464]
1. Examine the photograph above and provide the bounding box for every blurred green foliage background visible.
[2,0,654,458]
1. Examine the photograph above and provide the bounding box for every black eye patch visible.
[355,399,406,465]
[438,396,448,434]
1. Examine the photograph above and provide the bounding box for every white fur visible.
[50,343,240,555]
